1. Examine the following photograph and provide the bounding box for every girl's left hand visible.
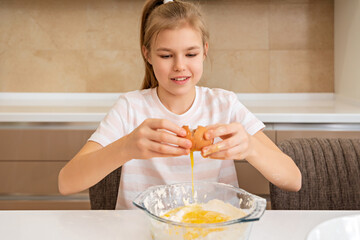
[202,123,254,160]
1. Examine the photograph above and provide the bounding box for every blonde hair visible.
[140,0,209,89]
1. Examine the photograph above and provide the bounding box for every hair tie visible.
[164,0,173,4]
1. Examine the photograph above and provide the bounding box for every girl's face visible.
[144,25,208,102]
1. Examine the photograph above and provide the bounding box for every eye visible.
[186,53,198,57]
[160,55,171,59]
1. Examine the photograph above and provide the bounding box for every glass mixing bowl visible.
[133,182,266,240]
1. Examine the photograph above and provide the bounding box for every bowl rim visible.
[132,181,266,228]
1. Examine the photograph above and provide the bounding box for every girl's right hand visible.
[123,118,192,160]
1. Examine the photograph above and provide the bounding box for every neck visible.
[157,87,196,115]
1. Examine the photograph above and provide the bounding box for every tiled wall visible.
[0,0,334,93]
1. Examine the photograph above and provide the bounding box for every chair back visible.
[89,167,122,210]
[270,138,360,210]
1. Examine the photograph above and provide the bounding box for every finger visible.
[150,130,192,149]
[205,123,241,140]
[205,123,223,131]
[202,138,240,157]
[148,140,190,156]
[203,124,224,140]
[149,150,188,158]
[147,119,187,137]
[203,145,241,160]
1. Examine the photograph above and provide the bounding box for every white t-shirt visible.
[89,86,265,209]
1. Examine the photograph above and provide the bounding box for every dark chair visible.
[269,138,360,210]
[89,167,122,210]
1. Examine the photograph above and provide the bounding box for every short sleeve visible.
[229,92,265,135]
[88,96,130,147]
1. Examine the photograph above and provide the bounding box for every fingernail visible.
[202,148,209,156]
[181,129,186,136]
[205,133,210,140]
[205,130,213,139]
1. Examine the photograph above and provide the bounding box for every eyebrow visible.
[156,46,201,52]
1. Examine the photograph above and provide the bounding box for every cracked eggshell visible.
[182,125,213,151]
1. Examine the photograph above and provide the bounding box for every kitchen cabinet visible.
[0,128,92,210]
[0,127,359,210]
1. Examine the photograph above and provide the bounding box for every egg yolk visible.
[162,204,232,240]
[162,205,230,224]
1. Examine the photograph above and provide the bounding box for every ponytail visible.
[140,0,163,89]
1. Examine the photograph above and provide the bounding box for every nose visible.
[173,56,185,72]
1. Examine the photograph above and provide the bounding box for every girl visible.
[58,0,301,209]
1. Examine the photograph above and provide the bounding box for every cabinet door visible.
[0,161,67,195]
[0,129,93,210]
[0,129,93,161]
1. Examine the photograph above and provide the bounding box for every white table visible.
[0,210,359,240]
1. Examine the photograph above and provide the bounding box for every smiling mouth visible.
[171,77,191,81]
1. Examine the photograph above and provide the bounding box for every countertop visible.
[1,92,360,125]
[0,210,359,240]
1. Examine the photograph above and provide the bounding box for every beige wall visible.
[0,0,334,93]
[335,0,360,102]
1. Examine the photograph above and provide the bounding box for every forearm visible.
[58,137,131,195]
[246,136,302,192]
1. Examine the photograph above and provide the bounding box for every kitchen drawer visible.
[0,161,77,195]
[0,129,93,161]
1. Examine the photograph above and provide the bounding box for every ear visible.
[142,45,152,65]
[203,42,209,60]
